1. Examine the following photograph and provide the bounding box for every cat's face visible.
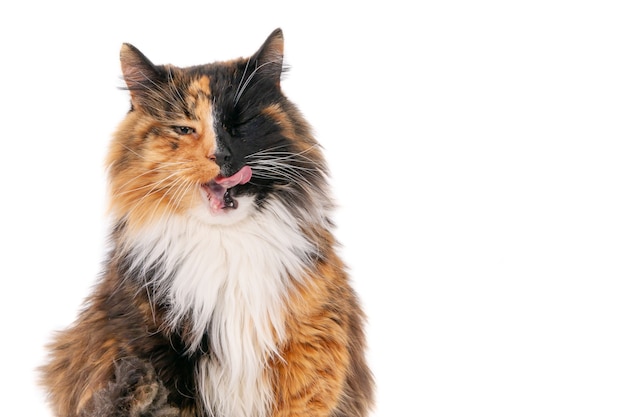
[107,29,326,229]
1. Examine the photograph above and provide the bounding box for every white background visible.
[1,1,625,416]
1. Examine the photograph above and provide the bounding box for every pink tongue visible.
[206,165,252,212]
[214,165,252,188]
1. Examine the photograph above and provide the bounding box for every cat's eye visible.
[172,126,196,136]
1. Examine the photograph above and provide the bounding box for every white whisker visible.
[234,61,279,106]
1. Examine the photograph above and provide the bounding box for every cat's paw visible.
[82,357,180,417]
[113,357,180,417]
[114,357,161,415]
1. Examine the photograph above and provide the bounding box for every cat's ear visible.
[119,43,161,106]
[251,28,285,85]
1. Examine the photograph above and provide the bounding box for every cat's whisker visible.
[146,175,190,224]
[167,66,187,106]
[234,61,279,106]
[176,181,197,214]
[246,143,319,156]
[249,150,315,160]
[127,69,193,121]
[112,164,192,198]
[246,146,321,166]
[250,164,318,189]
[134,69,186,113]
[234,59,252,107]
[168,177,195,213]
[246,157,321,174]
[250,159,319,173]
[122,171,184,218]
[243,144,325,191]
[249,155,323,177]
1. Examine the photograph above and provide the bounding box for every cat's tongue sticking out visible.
[204,165,252,213]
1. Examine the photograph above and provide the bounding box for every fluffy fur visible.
[40,29,374,417]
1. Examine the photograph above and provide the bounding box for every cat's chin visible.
[193,193,255,226]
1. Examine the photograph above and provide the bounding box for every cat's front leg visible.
[271,315,350,417]
[79,357,180,417]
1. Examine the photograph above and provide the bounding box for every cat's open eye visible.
[172,126,196,136]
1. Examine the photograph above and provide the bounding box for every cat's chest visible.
[166,224,295,351]
[169,227,291,417]
[126,205,311,345]
[124,206,312,416]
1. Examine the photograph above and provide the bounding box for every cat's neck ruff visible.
[120,196,314,417]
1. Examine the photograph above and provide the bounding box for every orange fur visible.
[262,104,297,139]
[106,79,219,231]
[271,235,372,417]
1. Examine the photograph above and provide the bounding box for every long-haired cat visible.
[40,29,374,417]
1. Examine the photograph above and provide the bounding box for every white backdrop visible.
[1,1,625,416]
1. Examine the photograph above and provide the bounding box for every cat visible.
[40,28,374,417]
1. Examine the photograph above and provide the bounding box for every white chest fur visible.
[123,199,313,417]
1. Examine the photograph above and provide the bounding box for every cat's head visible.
[107,29,328,230]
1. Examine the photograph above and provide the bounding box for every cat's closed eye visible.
[226,115,259,136]
[172,126,195,135]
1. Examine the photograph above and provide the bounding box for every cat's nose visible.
[211,151,232,167]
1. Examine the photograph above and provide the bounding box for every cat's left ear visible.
[251,28,285,85]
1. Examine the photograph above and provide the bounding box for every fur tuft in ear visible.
[119,44,163,108]
[251,28,285,84]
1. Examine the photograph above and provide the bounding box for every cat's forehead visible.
[185,71,212,96]
[178,59,242,79]
[168,60,245,96]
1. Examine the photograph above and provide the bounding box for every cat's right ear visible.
[251,28,285,85]
[120,44,160,107]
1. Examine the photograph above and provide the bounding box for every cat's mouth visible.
[202,165,252,213]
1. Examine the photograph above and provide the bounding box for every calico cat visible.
[40,29,374,417]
